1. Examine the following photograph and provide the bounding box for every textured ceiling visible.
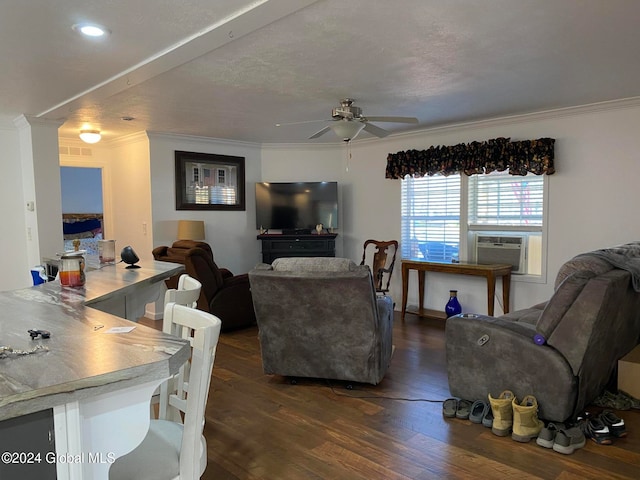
[2,0,639,144]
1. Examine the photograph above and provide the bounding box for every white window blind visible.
[468,171,543,227]
[401,174,460,261]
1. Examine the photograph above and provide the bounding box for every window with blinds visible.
[468,171,544,227]
[401,169,546,276]
[401,174,461,262]
[468,170,545,275]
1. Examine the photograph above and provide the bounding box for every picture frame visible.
[175,151,246,211]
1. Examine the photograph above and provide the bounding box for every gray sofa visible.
[446,243,640,422]
[248,257,394,385]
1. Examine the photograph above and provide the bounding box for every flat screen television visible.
[255,182,338,233]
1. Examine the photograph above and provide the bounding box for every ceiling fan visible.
[276,98,419,142]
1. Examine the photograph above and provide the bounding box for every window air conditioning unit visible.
[475,234,527,274]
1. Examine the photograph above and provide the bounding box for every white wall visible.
[103,134,155,260]
[260,144,346,255]
[261,100,640,314]
[148,133,263,274]
[0,127,29,290]
[16,117,64,272]
[1,118,63,291]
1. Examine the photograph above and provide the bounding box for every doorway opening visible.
[60,166,104,255]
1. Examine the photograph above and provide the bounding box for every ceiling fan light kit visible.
[330,120,366,142]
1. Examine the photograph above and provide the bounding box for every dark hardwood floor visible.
[143,313,640,479]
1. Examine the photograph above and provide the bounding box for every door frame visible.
[59,155,113,240]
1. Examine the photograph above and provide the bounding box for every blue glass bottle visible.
[445,290,462,317]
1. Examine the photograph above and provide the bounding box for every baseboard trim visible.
[144,306,163,320]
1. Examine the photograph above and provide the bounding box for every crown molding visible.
[385,96,640,141]
[261,141,344,151]
[105,130,149,147]
[146,130,261,148]
[13,114,64,130]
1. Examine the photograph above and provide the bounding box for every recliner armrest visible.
[453,313,538,338]
[152,245,169,260]
[219,268,234,280]
[221,273,249,288]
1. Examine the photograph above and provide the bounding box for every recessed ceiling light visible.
[72,23,110,37]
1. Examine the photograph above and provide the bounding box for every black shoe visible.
[599,410,627,438]
[578,414,613,445]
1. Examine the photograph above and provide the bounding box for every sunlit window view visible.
[402,170,544,275]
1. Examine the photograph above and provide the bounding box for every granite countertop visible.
[0,260,190,421]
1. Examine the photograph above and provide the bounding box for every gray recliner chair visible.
[445,243,640,422]
[249,257,394,385]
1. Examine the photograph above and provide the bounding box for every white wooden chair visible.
[151,274,202,419]
[109,303,222,480]
[164,274,202,310]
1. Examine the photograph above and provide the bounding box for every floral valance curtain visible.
[385,137,555,179]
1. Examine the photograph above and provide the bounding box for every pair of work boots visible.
[488,390,544,442]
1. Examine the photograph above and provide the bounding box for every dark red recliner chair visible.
[152,240,214,290]
[152,241,256,331]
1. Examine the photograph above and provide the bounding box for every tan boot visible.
[488,390,515,436]
[512,395,544,442]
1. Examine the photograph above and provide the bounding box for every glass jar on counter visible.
[59,252,86,287]
[98,239,116,264]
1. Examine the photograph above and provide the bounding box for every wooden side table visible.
[401,260,512,320]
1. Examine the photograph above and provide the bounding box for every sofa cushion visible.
[537,270,596,340]
[555,255,611,289]
[272,257,358,272]
[555,242,640,289]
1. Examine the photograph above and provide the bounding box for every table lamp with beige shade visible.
[177,220,205,240]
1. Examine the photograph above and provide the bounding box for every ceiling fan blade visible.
[363,116,419,124]
[308,126,332,139]
[363,123,390,138]
[276,119,328,127]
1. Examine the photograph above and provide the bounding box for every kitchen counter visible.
[0,260,189,479]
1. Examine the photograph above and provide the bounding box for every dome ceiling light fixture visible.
[79,129,102,144]
[329,120,366,142]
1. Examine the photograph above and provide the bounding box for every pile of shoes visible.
[442,398,494,426]
[443,390,546,443]
[536,409,628,453]
[577,410,627,445]
[443,391,630,456]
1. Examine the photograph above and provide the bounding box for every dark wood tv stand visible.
[257,233,337,263]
